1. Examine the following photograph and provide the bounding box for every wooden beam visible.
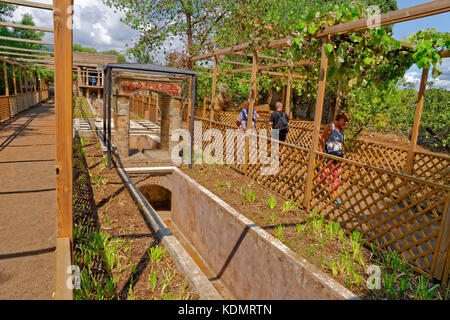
[267,70,304,79]
[0,45,54,55]
[18,65,23,93]
[12,63,17,94]
[8,57,54,64]
[229,59,312,74]
[440,49,450,58]
[23,66,28,93]
[209,56,218,128]
[1,0,53,10]
[0,51,55,59]
[0,35,53,46]
[285,67,292,117]
[316,0,450,38]
[33,70,37,92]
[0,21,53,33]
[53,0,73,242]
[233,52,287,62]
[218,59,252,67]
[191,36,294,62]
[0,55,26,67]
[3,60,9,96]
[303,38,330,210]
[404,67,429,175]
[247,52,258,131]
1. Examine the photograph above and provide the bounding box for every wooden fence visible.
[189,108,449,186]
[193,117,450,282]
[0,90,49,123]
[129,92,160,122]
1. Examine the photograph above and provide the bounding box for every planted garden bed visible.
[72,137,198,300]
[181,164,448,300]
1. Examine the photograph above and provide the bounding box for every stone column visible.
[159,94,182,152]
[115,93,130,159]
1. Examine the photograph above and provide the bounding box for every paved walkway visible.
[0,100,56,299]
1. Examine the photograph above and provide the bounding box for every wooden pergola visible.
[191,0,450,281]
[191,0,450,176]
[0,0,73,299]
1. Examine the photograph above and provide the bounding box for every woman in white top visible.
[318,111,351,205]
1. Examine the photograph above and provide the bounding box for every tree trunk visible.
[185,11,193,70]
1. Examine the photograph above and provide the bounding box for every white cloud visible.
[403,59,450,91]
[9,0,139,54]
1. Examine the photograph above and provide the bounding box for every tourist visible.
[317,110,351,205]
[268,101,290,142]
[236,100,259,129]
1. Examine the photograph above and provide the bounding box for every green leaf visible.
[363,56,373,65]
[325,43,333,55]
[308,22,319,35]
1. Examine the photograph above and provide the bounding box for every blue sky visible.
[9,0,450,89]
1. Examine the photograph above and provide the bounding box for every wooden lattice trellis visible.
[192,118,450,280]
[192,108,449,186]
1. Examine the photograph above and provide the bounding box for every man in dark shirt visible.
[268,101,289,142]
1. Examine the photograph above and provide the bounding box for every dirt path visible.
[0,101,56,299]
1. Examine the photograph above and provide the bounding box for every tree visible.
[103,0,233,67]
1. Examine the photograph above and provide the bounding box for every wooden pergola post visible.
[18,66,23,93]
[53,0,73,240]
[404,67,429,175]
[23,67,28,93]
[33,70,37,92]
[303,37,330,210]
[3,59,9,96]
[285,67,292,118]
[209,56,218,128]
[245,51,258,175]
[12,63,17,94]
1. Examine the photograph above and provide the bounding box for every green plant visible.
[148,268,157,291]
[275,223,283,240]
[307,245,315,257]
[281,200,293,212]
[330,260,338,276]
[325,221,340,241]
[414,276,439,300]
[270,212,277,223]
[104,216,113,227]
[149,246,166,263]
[127,277,135,300]
[242,190,256,205]
[267,196,276,209]
[178,278,188,300]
